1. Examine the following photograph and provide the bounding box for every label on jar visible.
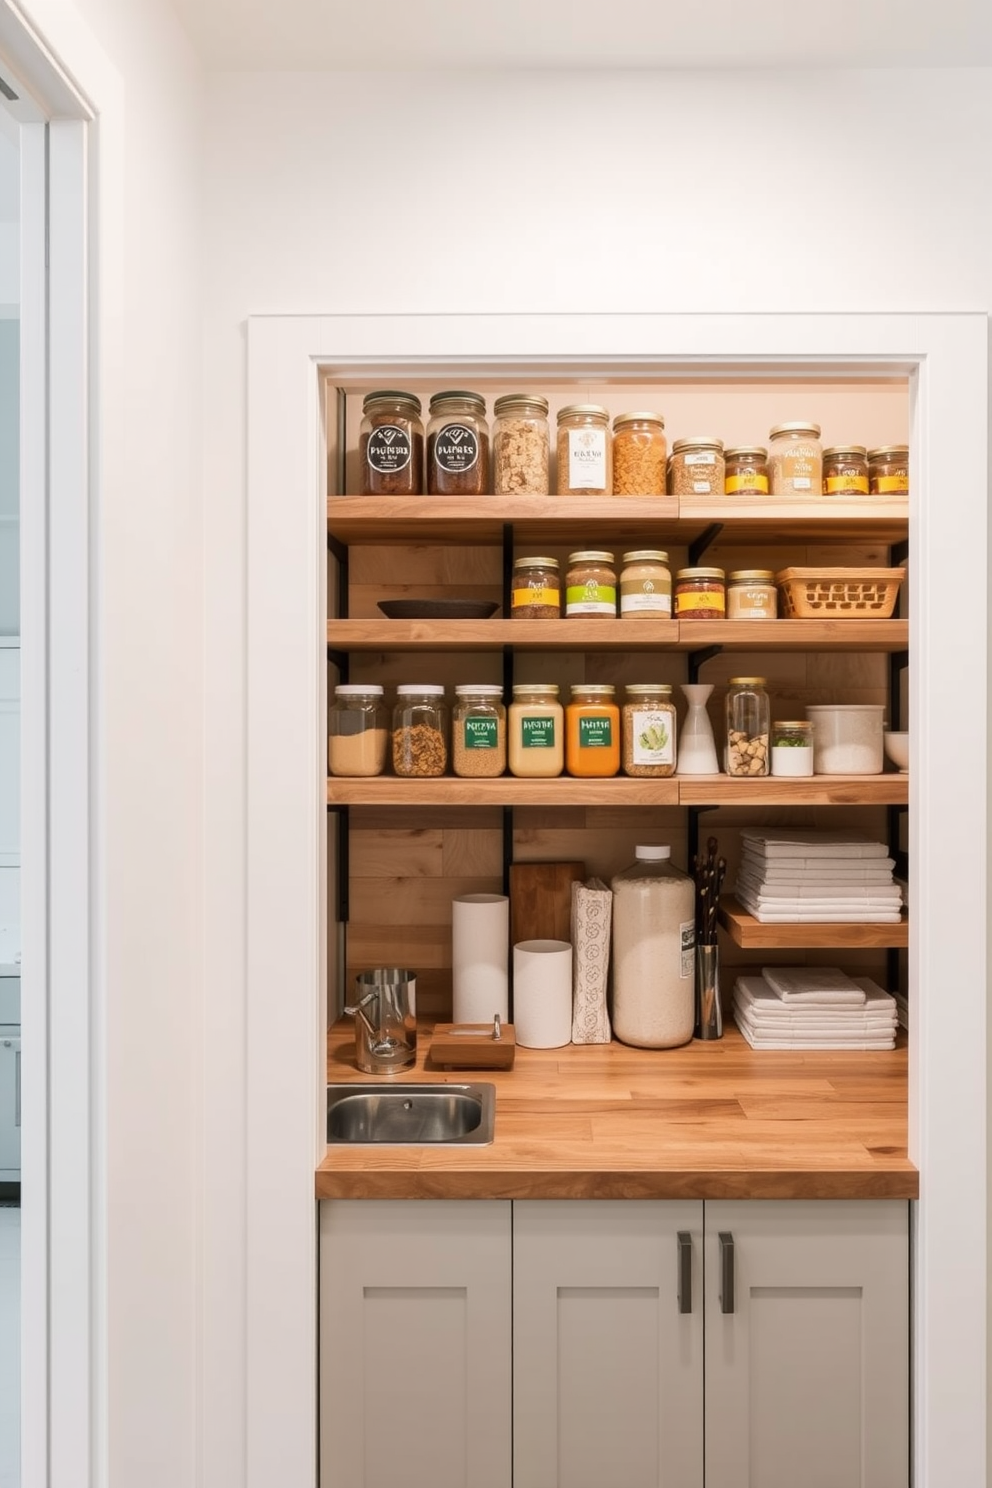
[778,452,816,490]
[521,715,556,748]
[825,475,869,494]
[566,585,616,616]
[684,451,716,466]
[512,587,559,610]
[434,422,479,473]
[578,716,613,749]
[567,428,607,490]
[620,588,672,616]
[463,717,498,750]
[726,472,769,495]
[728,586,775,618]
[874,474,908,494]
[680,920,695,979]
[630,709,674,766]
[366,424,413,474]
[675,590,725,615]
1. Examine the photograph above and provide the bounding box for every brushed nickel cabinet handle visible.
[677,1231,692,1314]
[719,1231,735,1314]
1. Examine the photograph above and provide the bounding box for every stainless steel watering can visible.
[344,968,417,1074]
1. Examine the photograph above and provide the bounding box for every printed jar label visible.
[726,472,769,495]
[620,589,672,616]
[630,708,674,766]
[680,920,695,979]
[691,479,714,493]
[684,450,716,466]
[875,474,908,494]
[521,715,556,749]
[512,587,559,610]
[434,422,479,473]
[566,584,616,616]
[825,475,869,494]
[578,716,613,749]
[462,717,498,750]
[676,590,725,615]
[366,424,413,474]
[567,428,608,490]
[778,452,817,490]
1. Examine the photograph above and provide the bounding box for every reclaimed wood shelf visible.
[327,775,906,807]
[678,774,908,806]
[718,894,909,949]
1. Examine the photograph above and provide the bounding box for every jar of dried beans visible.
[724,446,769,496]
[556,404,612,495]
[612,411,667,495]
[427,390,490,495]
[508,684,564,778]
[360,390,425,495]
[511,556,561,618]
[565,551,617,618]
[725,677,770,777]
[565,684,620,777]
[668,436,725,496]
[622,684,677,778]
[822,445,869,496]
[452,685,506,779]
[620,550,672,618]
[493,394,550,494]
[868,445,909,495]
[391,685,448,777]
[328,684,388,777]
[767,422,822,497]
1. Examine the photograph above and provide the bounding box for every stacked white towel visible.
[735,829,902,923]
[733,969,899,1050]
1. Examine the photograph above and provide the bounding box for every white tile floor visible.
[0,1206,19,1488]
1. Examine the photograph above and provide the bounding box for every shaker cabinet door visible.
[0,1030,20,1176]
[319,1200,512,1488]
[513,1200,704,1488]
[703,1200,909,1488]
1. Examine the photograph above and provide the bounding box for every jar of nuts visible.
[360,390,425,495]
[556,404,612,495]
[668,437,725,496]
[452,685,506,779]
[493,394,550,494]
[427,390,490,495]
[612,412,667,495]
[725,677,770,777]
[392,685,448,777]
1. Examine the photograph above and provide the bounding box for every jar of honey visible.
[565,684,620,777]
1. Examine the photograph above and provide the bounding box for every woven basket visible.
[776,567,905,619]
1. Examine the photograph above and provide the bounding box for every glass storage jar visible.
[391,684,448,778]
[612,412,667,495]
[565,684,620,777]
[767,422,822,497]
[822,445,869,496]
[508,684,564,778]
[427,390,489,495]
[510,556,561,619]
[668,437,725,496]
[493,394,550,495]
[725,677,770,777]
[611,845,695,1049]
[556,404,612,495]
[620,550,672,618]
[770,720,814,777]
[674,567,726,619]
[452,685,506,779]
[622,685,677,778]
[727,570,777,620]
[328,684,388,777]
[868,444,909,495]
[565,551,617,617]
[724,446,769,496]
[360,390,425,495]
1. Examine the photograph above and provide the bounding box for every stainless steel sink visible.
[326,1082,495,1146]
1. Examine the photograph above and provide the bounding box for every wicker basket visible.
[776,567,905,619]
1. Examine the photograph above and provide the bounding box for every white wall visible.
[0,129,18,636]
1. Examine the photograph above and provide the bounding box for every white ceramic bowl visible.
[884,731,909,772]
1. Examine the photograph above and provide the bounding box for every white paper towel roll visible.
[452,893,509,1023]
[513,939,573,1049]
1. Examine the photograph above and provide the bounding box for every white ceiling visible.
[172,0,992,69]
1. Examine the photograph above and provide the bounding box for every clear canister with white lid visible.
[508,684,564,778]
[328,684,388,777]
[391,684,448,777]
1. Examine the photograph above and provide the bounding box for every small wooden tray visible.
[429,1021,516,1070]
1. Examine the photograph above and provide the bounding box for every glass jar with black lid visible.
[427,390,490,495]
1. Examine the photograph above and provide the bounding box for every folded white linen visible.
[740,862,897,885]
[737,977,896,1025]
[735,1021,897,1051]
[735,895,902,924]
[758,966,865,1004]
[737,875,902,902]
[740,829,889,859]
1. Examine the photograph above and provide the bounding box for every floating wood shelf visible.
[678,774,908,806]
[327,775,907,808]
[718,894,909,949]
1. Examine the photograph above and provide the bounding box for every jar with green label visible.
[452,685,506,778]
[565,551,617,618]
[566,684,620,777]
[508,684,564,778]
[622,685,677,778]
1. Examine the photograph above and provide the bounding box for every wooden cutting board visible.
[509,860,586,946]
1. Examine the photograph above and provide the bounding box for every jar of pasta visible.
[360,390,424,495]
[724,446,769,496]
[565,551,617,618]
[822,445,869,496]
[768,422,822,497]
[452,685,506,779]
[674,567,726,619]
[868,445,909,495]
[668,437,725,496]
[493,394,550,494]
[556,404,612,495]
[727,570,777,620]
[612,412,667,495]
[510,556,561,618]
[508,684,564,778]
[620,550,672,618]
[566,684,620,777]
[622,685,677,778]
[427,390,490,495]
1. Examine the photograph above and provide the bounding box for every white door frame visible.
[246,310,987,1488]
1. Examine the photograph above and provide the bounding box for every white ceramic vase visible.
[678,684,721,775]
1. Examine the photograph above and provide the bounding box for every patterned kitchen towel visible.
[570,877,612,1044]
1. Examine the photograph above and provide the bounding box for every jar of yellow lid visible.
[566,685,620,777]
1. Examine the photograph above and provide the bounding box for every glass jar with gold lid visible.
[669,437,725,496]
[556,404,612,495]
[565,551,617,617]
[724,446,769,496]
[612,412,667,495]
[868,445,909,495]
[727,570,777,620]
[620,550,672,618]
[768,422,822,496]
[822,445,869,496]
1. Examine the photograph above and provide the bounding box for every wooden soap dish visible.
[429,1018,516,1070]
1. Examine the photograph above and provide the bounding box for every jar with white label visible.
[427,390,489,495]
[622,685,677,778]
[508,684,564,778]
[360,390,424,495]
[611,845,696,1049]
[556,404,612,495]
[727,570,777,620]
[768,422,822,497]
[565,551,617,617]
[452,685,506,778]
[668,437,725,496]
[620,550,672,618]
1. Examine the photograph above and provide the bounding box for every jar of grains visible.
[556,404,612,495]
[360,390,425,495]
[668,437,725,496]
[767,422,822,497]
[674,567,726,619]
[510,555,561,618]
[565,551,617,618]
[612,412,667,495]
[770,720,814,777]
[724,446,769,496]
[391,684,448,778]
[427,390,489,495]
[452,685,506,779]
[822,445,869,496]
[328,684,388,777]
[622,684,677,778]
[620,550,672,618]
[726,570,777,620]
[508,684,564,778]
[566,684,620,777]
[611,845,696,1049]
[868,444,909,495]
[492,394,550,494]
[726,677,770,777]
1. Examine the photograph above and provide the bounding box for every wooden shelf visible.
[718,894,909,949]
[679,774,908,806]
[672,619,908,652]
[327,777,680,807]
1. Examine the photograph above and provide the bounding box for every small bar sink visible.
[326,1082,495,1146]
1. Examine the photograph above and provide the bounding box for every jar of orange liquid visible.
[565,684,620,777]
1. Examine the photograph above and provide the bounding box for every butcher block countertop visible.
[316,1020,917,1202]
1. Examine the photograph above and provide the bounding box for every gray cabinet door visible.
[704,1200,909,1488]
[319,1199,512,1488]
[0,1029,20,1176]
[513,1200,704,1488]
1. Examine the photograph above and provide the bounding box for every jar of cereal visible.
[612,412,667,495]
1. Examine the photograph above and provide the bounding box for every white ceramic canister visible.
[805,704,885,775]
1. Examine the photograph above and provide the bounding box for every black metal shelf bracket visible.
[687,804,718,867]
[687,645,722,683]
[502,522,514,619]
[688,522,724,566]
[502,805,513,898]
